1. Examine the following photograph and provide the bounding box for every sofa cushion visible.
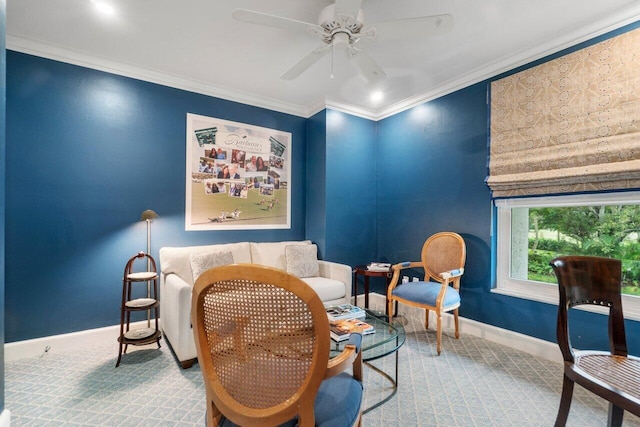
[159,242,252,286]
[301,277,346,302]
[189,250,234,283]
[250,240,311,270]
[285,244,319,278]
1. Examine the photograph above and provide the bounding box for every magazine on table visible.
[367,262,391,272]
[325,304,366,322]
[330,318,375,342]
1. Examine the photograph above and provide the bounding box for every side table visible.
[353,265,397,315]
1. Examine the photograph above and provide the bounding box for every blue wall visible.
[306,109,378,268]
[371,23,640,353]
[306,110,378,300]
[305,110,327,256]
[376,84,493,302]
[5,19,640,355]
[375,83,640,353]
[324,110,377,266]
[5,52,308,342]
[374,82,562,342]
[1,0,6,411]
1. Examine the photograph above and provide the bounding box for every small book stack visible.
[325,304,366,322]
[367,262,391,272]
[330,318,375,342]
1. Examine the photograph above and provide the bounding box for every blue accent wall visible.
[5,18,640,356]
[5,52,308,342]
[306,110,377,268]
[375,81,640,354]
[324,110,377,267]
[306,110,378,300]
[372,22,640,353]
[376,85,496,313]
[1,0,7,411]
[305,110,327,255]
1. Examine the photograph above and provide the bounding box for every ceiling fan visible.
[232,0,453,83]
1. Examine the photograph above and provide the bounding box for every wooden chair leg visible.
[454,308,460,339]
[207,395,223,427]
[207,406,216,427]
[436,313,442,355]
[554,374,574,427]
[425,309,430,329]
[387,299,394,320]
[607,403,624,427]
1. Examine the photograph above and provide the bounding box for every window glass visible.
[494,192,640,319]
[519,206,640,296]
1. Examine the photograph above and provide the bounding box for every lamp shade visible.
[140,210,159,221]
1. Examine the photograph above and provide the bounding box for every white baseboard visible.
[5,297,561,364]
[4,320,157,362]
[363,293,562,363]
[0,409,10,427]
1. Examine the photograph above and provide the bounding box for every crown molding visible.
[6,35,309,118]
[7,4,640,123]
[304,98,330,119]
[323,5,640,122]
[323,99,379,121]
[374,6,640,120]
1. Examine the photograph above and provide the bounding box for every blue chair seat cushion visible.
[315,372,363,427]
[219,372,363,427]
[391,281,460,307]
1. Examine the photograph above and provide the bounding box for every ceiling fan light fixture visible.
[332,32,350,52]
[370,90,384,103]
[91,0,115,16]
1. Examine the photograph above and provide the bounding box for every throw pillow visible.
[285,244,319,278]
[189,250,234,283]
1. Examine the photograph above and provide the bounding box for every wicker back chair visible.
[387,232,466,355]
[550,256,640,427]
[192,264,363,427]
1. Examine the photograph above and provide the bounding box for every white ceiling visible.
[6,0,640,119]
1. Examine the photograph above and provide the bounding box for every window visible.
[493,191,640,320]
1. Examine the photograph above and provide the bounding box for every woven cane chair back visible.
[192,264,330,426]
[421,232,466,284]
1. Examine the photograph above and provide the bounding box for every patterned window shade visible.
[486,27,640,198]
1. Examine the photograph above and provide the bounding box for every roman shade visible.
[486,27,640,198]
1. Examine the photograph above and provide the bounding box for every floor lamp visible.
[140,209,159,326]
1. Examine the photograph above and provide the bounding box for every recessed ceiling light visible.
[92,0,115,15]
[370,91,384,103]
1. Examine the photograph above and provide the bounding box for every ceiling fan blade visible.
[232,9,322,36]
[281,45,332,80]
[373,14,454,41]
[334,0,362,22]
[349,49,386,83]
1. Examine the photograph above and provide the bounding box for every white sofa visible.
[159,240,351,368]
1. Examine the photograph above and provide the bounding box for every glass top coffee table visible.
[330,309,406,413]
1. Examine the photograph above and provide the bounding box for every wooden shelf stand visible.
[116,252,161,367]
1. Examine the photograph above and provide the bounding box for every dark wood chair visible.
[549,256,640,427]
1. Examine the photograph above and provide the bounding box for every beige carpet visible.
[6,304,640,426]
